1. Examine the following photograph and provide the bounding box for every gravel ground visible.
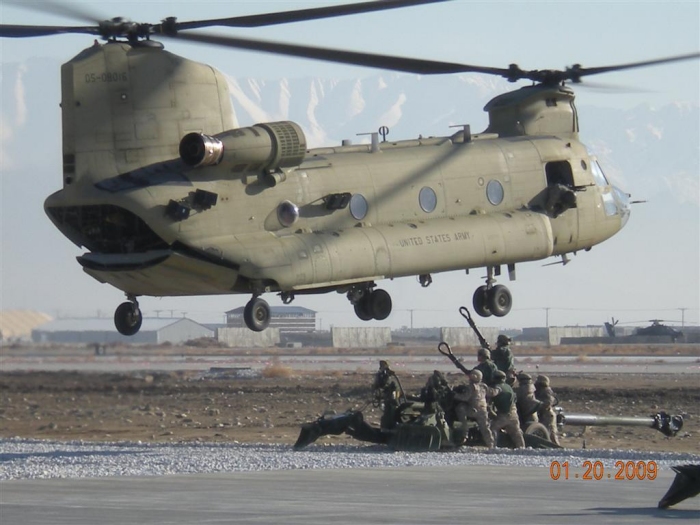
[2,438,699,481]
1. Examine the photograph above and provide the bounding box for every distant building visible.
[0,310,52,341]
[32,318,213,344]
[225,306,316,333]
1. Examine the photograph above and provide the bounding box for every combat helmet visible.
[477,348,491,360]
[493,370,507,383]
[497,334,511,346]
[517,372,532,383]
[535,375,550,387]
[470,369,483,383]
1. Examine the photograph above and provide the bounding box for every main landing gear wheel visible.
[472,286,492,318]
[354,296,373,321]
[488,284,512,317]
[353,288,393,321]
[368,289,392,320]
[473,284,513,318]
[244,297,270,332]
[114,301,142,336]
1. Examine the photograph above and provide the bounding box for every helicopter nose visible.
[613,186,631,228]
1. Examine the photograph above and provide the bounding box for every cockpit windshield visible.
[590,159,609,186]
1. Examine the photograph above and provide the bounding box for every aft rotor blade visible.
[4,0,103,25]
[172,32,509,76]
[172,0,453,31]
[573,52,700,80]
[0,24,100,38]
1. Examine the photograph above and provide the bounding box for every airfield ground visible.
[1,344,698,454]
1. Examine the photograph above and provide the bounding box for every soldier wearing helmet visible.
[514,372,541,426]
[535,374,560,446]
[488,370,525,448]
[452,368,494,448]
[473,347,498,387]
[372,360,403,430]
[491,334,516,384]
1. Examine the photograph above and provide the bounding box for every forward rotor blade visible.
[574,52,700,79]
[4,0,103,25]
[172,0,453,31]
[171,32,508,76]
[0,24,100,38]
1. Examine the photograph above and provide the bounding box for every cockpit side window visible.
[545,161,574,187]
[591,160,609,186]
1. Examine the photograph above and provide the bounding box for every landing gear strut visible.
[244,296,271,332]
[114,295,142,336]
[472,267,513,318]
[348,284,392,321]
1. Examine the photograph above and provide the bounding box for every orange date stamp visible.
[549,460,658,480]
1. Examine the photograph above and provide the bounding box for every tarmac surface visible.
[1,464,698,524]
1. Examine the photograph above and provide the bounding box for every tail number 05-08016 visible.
[85,72,128,83]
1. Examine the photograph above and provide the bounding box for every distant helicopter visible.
[636,320,684,342]
[2,1,699,335]
[605,318,684,342]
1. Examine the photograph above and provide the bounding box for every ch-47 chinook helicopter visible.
[2,1,699,335]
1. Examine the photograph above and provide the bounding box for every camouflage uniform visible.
[453,369,494,448]
[372,360,402,430]
[473,348,499,387]
[514,372,540,426]
[489,371,525,448]
[535,375,560,446]
[491,335,516,384]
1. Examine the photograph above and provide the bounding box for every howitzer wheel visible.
[524,422,551,441]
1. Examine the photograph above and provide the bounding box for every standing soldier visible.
[372,360,404,430]
[474,348,499,387]
[489,370,525,448]
[535,375,560,446]
[453,369,494,448]
[491,334,516,384]
[514,372,541,427]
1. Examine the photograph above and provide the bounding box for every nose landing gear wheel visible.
[114,302,143,336]
[244,297,271,332]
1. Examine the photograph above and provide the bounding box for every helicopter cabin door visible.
[544,160,579,251]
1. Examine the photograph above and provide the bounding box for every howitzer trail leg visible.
[294,411,386,450]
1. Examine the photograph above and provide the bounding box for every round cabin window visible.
[419,186,437,213]
[349,193,368,220]
[277,200,299,227]
[486,180,504,206]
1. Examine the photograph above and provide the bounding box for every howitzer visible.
[459,306,490,349]
[556,408,684,437]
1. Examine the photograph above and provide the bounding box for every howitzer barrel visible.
[560,411,683,437]
[562,414,658,427]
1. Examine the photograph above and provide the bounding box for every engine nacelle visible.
[179,121,307,173]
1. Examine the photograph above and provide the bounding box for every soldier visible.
[491,334,516,384]
[372,360,403,430]
[453,369,494,448]
[514,372,541,427]
[473,348,498,387]
[489,370,525,448]
[535,374,560,446]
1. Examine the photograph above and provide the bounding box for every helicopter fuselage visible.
[44,42,630,329]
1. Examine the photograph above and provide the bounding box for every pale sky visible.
[1,1,699,330]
